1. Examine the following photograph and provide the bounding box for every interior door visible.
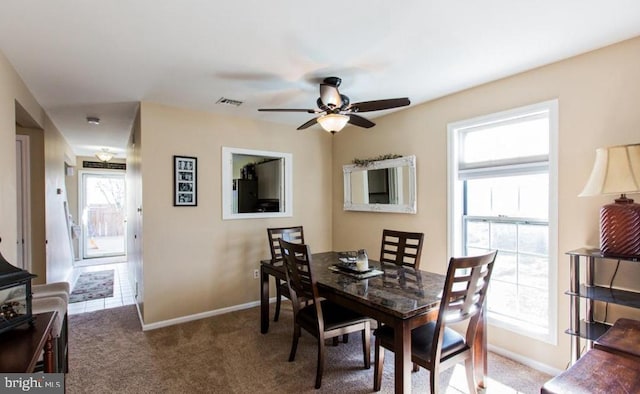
[80,172,126,259]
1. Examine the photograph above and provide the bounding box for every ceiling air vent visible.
[216,97,243,107]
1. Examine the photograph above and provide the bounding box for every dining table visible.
[260,251,488,394]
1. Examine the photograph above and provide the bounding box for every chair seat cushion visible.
[375,321,467,362]
[33,282,70,303]
[297,300,367,332]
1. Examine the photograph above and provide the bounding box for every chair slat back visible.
[438,251,497,326]
[279,239,317,308]
[429,250,497,364]
[267,226,304,263]
[379,229,425,269]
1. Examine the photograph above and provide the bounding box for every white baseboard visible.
[134,298,563,377]
[488,344,563,376]
[139,297,277,331]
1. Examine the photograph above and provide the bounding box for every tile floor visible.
[67,259,136,315]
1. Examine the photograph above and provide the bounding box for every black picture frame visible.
[174,155,197,206]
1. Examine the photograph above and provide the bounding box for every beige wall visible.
[0,50,74,282]
[43,114,76,283]
[137,102,333,323]
[332,36,640,370]
[0,51,43,263]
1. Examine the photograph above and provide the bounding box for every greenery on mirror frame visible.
[352,154,402,167]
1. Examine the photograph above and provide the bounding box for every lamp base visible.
[600,196,640,258]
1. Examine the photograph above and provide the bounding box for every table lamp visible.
[579,143,640,258]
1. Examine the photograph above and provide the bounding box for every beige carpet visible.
[66,305,551,393]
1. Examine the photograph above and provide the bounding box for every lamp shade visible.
[317,114,349,134]
[579,143,640,258]
[579,144,640,197]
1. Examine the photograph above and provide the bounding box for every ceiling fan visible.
[258,77,410,134]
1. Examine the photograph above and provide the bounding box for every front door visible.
[80,172,126,259]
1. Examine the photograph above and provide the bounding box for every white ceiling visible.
[2,1,640,158]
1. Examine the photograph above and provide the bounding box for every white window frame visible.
[447,100,559,345]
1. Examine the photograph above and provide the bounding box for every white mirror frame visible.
[343,155,417,213]
[222,147,293,220]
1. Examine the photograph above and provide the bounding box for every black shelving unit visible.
[565,248,640,364]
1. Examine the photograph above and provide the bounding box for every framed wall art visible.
[174,155,197,206]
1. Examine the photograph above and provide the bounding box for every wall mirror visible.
[343,155,416,213]
[222,147,293,220]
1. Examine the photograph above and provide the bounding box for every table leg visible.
[260,265,270,334]
[44,332,55,373]
[394,321,412,394]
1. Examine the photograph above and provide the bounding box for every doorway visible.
[79,171,126,260]
[15,135,31,271]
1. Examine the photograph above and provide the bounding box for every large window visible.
[448,100,558,343]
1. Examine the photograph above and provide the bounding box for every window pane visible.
[492,251,517,284]
[466,221,489,249]
[466,174,548,219]
[461,116,549,164]
[518,224,548,255]
[488,281,517,317]
[518,254,548,290]
[490,222,517,251]
[518,286,549,326]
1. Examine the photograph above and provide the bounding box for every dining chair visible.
[379,229,425,269]
[373,250,498,393]
[267,226,304,322]
[377,229,425,368]
[279,239,371,389]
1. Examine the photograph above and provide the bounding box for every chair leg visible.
[343,333,349,343]
[362,322,371,369]
[373,336,384,391]
[412,362,420,372]
[465,358,478,394]
[274,280,282,322]
[315,336,325,389]
[430,364,439,394]
[332,337,339,346]
[289,325,301,362]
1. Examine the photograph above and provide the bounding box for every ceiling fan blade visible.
[348,114,376,129]
[320,84,342,108]
[349,98,410,113]
[258,108,317,113]
[296,118,318,130]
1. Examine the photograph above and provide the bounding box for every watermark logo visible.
[0,374,63,394]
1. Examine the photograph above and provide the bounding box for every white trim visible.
[448,99,559,345]
[547,99,560,346]
[15,135,32,272]
[488,344,563,377]
[222,147,293,220]
[140,297,277,331]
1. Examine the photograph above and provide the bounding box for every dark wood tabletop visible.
[0,311,56,372]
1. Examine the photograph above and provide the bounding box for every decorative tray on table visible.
[330,252,383,279]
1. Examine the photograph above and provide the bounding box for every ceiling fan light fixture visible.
[318,114,349,134]
[95,148,114,162]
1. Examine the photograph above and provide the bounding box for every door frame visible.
[78,169,127,259]
[15,135,32,271]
